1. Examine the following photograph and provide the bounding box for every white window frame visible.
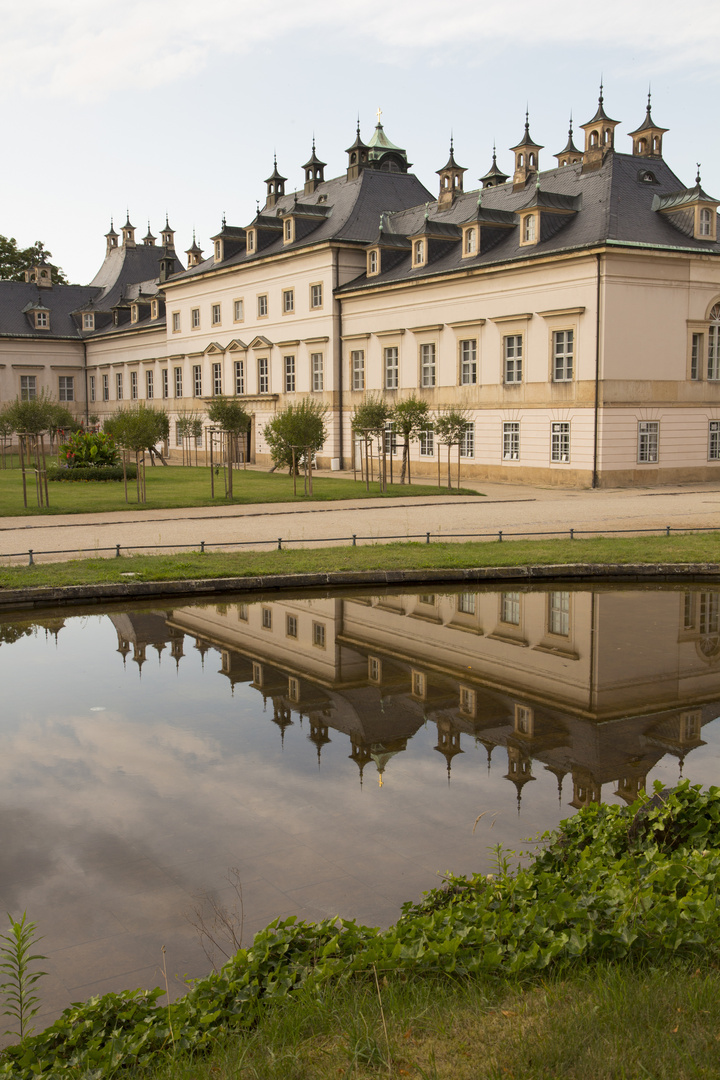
[191,307,200,329]
[193,364,202,398]
[551,421,570,463]
[35,310,48,328]
[212,362,222,396]
[162,369,169,398]
[235,360,245,395]
[709,310,720,380]
[89,375,96,402]
[284,355,296,393]
[351,349,365,391]
[501,592,521,625]
[700,208,712,237]
[692,333,703,380]
[174,366,183,397]
[503,421,519,460]
[504,335,522,383]
[102,373,109,401]
[311,352,324,392]
[419,427,434,456]
[83,313,94,330]
[553,329,574,381]
[130,370,138,400]
[234,298,244,322]
[286,614,298,638]
[20,375,36,400]
[312,621,326,648]
[460,339,477,385]
[257,294,268,318]
[116,372,123,400]
[637,420,659,463]
[548,591,570,636]
[460,422,474,458]
[709,420,720,460]
[282,288,294,314]
[172,312,180,333]
[420,342,436,387]
[368,250,378,275]
[310,283,323,309]
[58,376,74,402]
[212,303,221,326]
[258,357,269,394]
[146,370,154,399]
[384,346,399,389]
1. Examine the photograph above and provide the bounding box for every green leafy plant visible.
[263,397,328,474]
[0,913,47,1042]
[58,430,118,469]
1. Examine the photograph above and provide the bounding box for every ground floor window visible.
[311,352,324,392]
[89,375,96,402]
[258,358,269,394]
[501,592,520,625]
[548,591,570,636]
[235,360,245,395]
[351,350,365,391]
[551,422,570,463]
[460,422,474,458]
[637,420,659,463]
[709,421,720,460]
[419,427,434,456]
[58,376,74,402]
[193,365,202,398]
[20,375,36,400]
[503,421,519,460]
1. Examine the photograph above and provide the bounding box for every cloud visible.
[2,0,719,103]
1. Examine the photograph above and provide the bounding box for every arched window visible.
[523,215,536,243]
[708,304,720,380]
[638,138,646,154]
[465,228,476,255]
[653,136,660,152]
[528,153,535,167]
[414,240,425,265]
[590,130,599,147]
[518,153,524,167]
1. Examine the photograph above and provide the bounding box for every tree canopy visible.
[206,397,251,435]
[0,235,69,284]
[264,398,328,472]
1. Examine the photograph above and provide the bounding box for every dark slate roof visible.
[0,282,97,338]
[338,152,720,292]
[87,244,177,310]
[170,168,433,282]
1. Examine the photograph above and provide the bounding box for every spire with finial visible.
[510,111,543,189]
[185,229,204,268]
[161,214,175,249]
[480,142,510,188]
[628,85,668,158]
[121,212,136,248]
[437,134,466,208]
[581,81,620,167]
[346,117,370,179]
[303,136,327,194]
[555,113,583,167]
[105,217,119,253]
[264,154,287,207]
[142,220,156,246]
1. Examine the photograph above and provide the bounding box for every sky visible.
[3,0,720,284]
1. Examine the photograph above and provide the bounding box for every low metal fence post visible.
[200,540,205,553]
[278,538,282,550]
[352,535,356,546]
[115,544,121,558]
[426,532,430,544]
[28,549,33,566]
[498,530,503,542]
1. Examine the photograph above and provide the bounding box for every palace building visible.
[2,89,720,488]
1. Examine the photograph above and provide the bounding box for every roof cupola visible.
[437,137,466,210]
[121,213,136,248]
[554,115,583,167]
[510,110,543,190]
[580,82,619,170]
[105,218,119,255]
[161,215,175,249]
[185,230,204,268]
[302,138,326,195]
[628,89,668,158]
[479,144,509,188]
[346,120,370,180]
[142,222,156,246]
[264,156,286,208]
[367,110,410,173]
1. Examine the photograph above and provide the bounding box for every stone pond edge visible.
[1,561,719,611]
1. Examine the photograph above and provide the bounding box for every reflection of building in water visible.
[109,610,185,671]
[147,587,718,810]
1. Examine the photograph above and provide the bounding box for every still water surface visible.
[0,583,719,1030]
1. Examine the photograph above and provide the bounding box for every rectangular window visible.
[286,614,298,638]
[283,289,294,314]
[258,358,269,394]
[212,362,222,396]
[504,335,522,383]
[234,299,244,322]
[20,375,36,400]
[284,355,296,393]
[710,326,720,380]
[193,365,202,397]
[460,339,477,385]
[384,422,398,455]
[351,350,365,391]
[162,369,169,398]
[384,346,399,389]
[412,670,426,697]
[146,370,154,399]
[369,250,378,275]
[102,374,109,401]
[288,677,299,702]
[283,218,292,242]
[257,294,268,318]
[691,333,703,380]
[212,303,221,326]
[312,621,326,648]
[420,343,436,387]
[130,370,138,399]
[172,312,180,333]
[637,420,659,463]
[551,421,570,463]
[419,426,434,456]
[310,283,323,308]
[549,591,570,636]
[174,367,183,397]
[191,308,200,329]
[116,372,123,400]
[458,592,476,615]
[262,607,272,630]
[460,686,476,714]
[235,360,245,395]
[368,657,381,682]
[89,375,96,402]
[553,329,574,381]
[58,376,74,402]
[35,311,48,328]
[460,422,474,458]
[237,604,249,621]
[709,420,720,460]
[503,421,519,460]
[83,313,94,330]
[311,352,324,392]
[501,592,520,625]
[175,421,183,447]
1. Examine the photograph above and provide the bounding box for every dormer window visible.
[521,214,536,244]
[413,239,425,267]
[35,310,48,329]
[131,304,139,323]
[151,300,159,320]
[463,226,477,257]
[700,208,713,237]
[83,313,95,330]
[368,249,379,276]
[214,240,223,262]
[246,229,256,253]
[283,218,294,244]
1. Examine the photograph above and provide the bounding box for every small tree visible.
[175,412,204,466]
[105,406,168,502]
[0,406,14,468]
[352,394,393,491]
[434,406,471,490]
[263,398,328,493]
[392,395,430,484]
[206,398,251,499]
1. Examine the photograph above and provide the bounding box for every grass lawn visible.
[137,964,720,1080]
[1,533,719,589]
[0,464,479,517]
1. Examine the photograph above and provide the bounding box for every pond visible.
[1,583,719,1033]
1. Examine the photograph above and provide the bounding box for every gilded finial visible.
[376,105,382,125]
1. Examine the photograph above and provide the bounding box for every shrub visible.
[47,464,136,482]
[58,430,118,469]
